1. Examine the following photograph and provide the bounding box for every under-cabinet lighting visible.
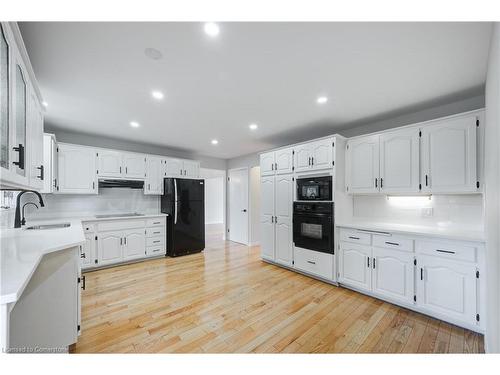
[387,195,432,208]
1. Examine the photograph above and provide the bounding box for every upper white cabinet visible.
[145,155,163,195]
[346,112,481,195]
[164,158,199,178]
[182,159,200,178]
[346,135,379,194]
[0,23,44,191]
[260,148,293,176]
[41,133,57,193]
[421,115,478,193]
[379,128,420,193]
[97,151,146,179]
[57,143,97,194]
[294,138,333,173]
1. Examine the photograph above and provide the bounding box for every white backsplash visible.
[352,194,484,231]
[0,188,160,228]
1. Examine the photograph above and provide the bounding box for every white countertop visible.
[336,220,485,243]
[0,218,85,305]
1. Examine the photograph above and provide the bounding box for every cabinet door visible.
[145,156,162,195]
[0,24,10,175]
[58,144,97,194]
[417,255,477,326]
[12,57,27,180]
[97,231,123,266]
[275,148,294,175]
[310,139,333,171]
[294,143,313,173]
[275,175,293,266]
[97,150,123,178]
[260,176,275,261]
[165,158,182,177]
[123,229,146,260]
[123,153,146,178]
[421,116,477,193]
[372,247,414,305]
[339,242,372,292]
[346,135,380,194]
[183,160,200,178]
[81,233,95,269]
[28,91,44,190]
[379,128,419,193]
[260,151,275,176]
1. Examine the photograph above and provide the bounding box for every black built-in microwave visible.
[296,176,332,201]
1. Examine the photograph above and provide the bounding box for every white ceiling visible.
[19,22,492,159]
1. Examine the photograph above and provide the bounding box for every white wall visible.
[204,176,224,224]
[484,22,500,353]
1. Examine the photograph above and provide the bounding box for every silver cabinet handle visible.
[311,157,314,166]
[153,240,160,244]
[153,221,161,225]
[153,231,160,234]
[436,249,455,254]
[153,249,160,252]
[120,166,122,173]
[120,238,122,245]
[124,237,127,245]
[348,236,360,240]
[385,241,400,246]
[307,260,316,265]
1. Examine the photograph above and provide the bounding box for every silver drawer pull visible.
[153,240,160,243]
[153,222,161,224]
[348,236,360,240]
[153,249,160,252]
[385,241,400,246]
[307,260,316,265]
[153,231,161,234]
[436,249,455,254]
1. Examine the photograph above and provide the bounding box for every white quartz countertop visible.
[79,213,168,222]
[336,220,485,243]
[0,218,85,305]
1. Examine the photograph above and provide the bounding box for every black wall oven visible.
[296,176,332,201]
[293,202,334,254]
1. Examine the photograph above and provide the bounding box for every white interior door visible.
[229,168,249,245]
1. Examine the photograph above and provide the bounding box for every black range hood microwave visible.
[98,179,145,189]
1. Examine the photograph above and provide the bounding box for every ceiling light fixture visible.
[144,47,163,60]
[316,96,328,104]
[42,101,48,107]
[130,121,140,128]
[211,139,219,145]
[249,123,258,130]
[151,90,164,100]
[204,22,220,37]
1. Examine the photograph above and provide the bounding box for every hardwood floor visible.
[73,232,484,353]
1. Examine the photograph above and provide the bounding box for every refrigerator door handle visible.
[174,178,178,224]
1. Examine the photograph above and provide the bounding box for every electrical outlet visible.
[421,207,433,217]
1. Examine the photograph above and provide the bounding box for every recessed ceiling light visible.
[151,90,164,100]
[316,96,328,104]
[130,121,140,128]
[211,139,219,145]
[204,22,220,37]
[42,101,48,107]
[249,123,258,130]
[144,48,163,60]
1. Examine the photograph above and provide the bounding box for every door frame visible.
[227,167,250,245]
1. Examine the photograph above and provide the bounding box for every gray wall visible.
[45,127,227,170]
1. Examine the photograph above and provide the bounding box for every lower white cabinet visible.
[97,230,123,266]
[339,242,372,292]
[416,254,477,327]
[372,247,414,305]
[80,233,95,269]
[123,229,146,260]
[294,247,333,280]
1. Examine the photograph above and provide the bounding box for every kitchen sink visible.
[25,223,71,230]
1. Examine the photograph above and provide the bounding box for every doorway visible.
[228,167,249,245]
[200,168,226,245]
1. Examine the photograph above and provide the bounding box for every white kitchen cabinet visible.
[372,247,414,305]
[97,231,123,266]
[80,233,95,269]
[41,133,58,193]
[97,150,122,178]
[416,255,477,326]
[274,174,293,267]
[27,89,44,190]
[260,151,275,176]
[123,153,146,178]
[164,158,182,177]
[145,155,163,195]
[346,135,380,194]
[294,247,333,280]
[123,229,146,261]
[421,115,478,193]
[379,128,420,193]
[164,158,199,178]
[0,24,10,180]
[260,176,275,261]
[294,139,333,173]
[339,242,372,292]
[294,142,313,173]
[183,159,200,178]
[57,143,97,194]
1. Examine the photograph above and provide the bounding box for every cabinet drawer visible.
[416,240,477,263]
[373,234,414,252]
[147,217,166,227]
[293,246,333,280]
[82,223,95,233]
[339,229,371,245]
[146,227,165,237]
[146,246,166,256]
[97,219,145,232]
[147,236,165,247]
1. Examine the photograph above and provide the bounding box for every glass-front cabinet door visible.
[13,61,27,177]
[0,24,9,171]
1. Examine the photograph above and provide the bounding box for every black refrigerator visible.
[161,178,205,257]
